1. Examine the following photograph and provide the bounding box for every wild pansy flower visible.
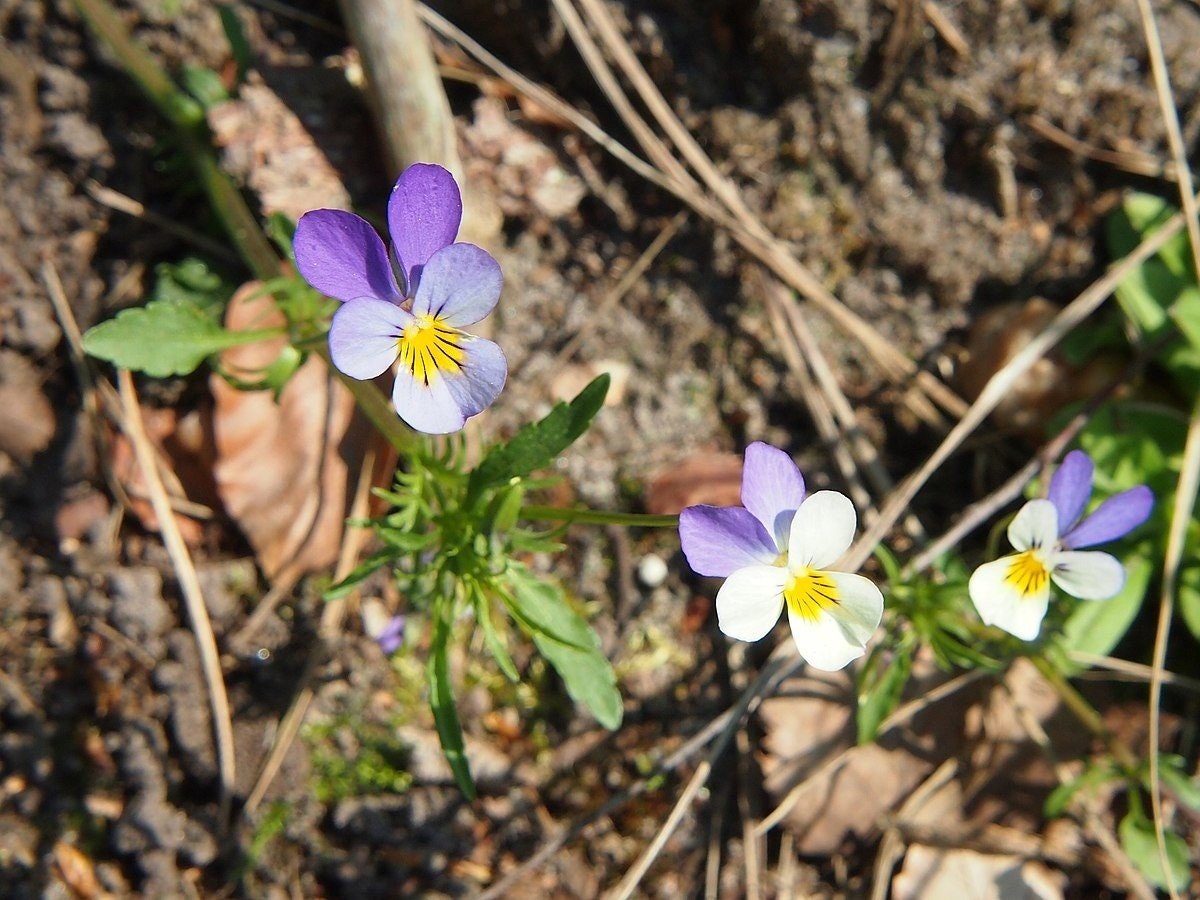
[362,599,406,655]
[294,163,507,434]
[968,450,1153,641]
[678,442,884,671]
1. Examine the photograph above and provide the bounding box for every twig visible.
[1069,652,1200,694]
[1026,115,1172,181]
[116,370,237,826]
[844,192,1200,573]
[338,0,460,178]
[1136,3,1200,894]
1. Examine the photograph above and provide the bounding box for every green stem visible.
[70,0,279,280]
[520,505,678,528]
[1031,654,1139,773]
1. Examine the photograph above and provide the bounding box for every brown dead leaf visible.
[760,647,974,855]
[893,846,1065,900]
[210,282,373,579]
[644,450,743,514]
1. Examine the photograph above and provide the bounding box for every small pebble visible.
[636,554,668,588]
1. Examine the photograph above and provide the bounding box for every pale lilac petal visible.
[785,572,883,671]
[969,555,1050,640]
[328,298,409,380]
[387,163,462,291]
[294,209,400,302]
[376,615,407,654]
[391,363,467,434]
[411,243,502,326]
[1007,499,1059,552]
[1051,550,1126,600]
[740,441,805,548]
[679,506,778,578]
[788,490,856,570]
[1048,450,1094,531]
[1061,486,1154,549]
[715,565,787,642]
[442,335,507,419]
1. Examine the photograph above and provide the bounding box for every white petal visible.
[1007,499,1059,552]
[827,572,885,644]
[968,555,1050,641]
[1050,550,1125,601]
[788,490,857,570]
[715,565,787,642]
[391,365,467,434]
[328,298,408,380]
[786,571,883,671]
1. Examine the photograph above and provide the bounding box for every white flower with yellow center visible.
[968,450,1153,640]
[678,442,883,671]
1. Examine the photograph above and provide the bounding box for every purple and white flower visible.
[678,442,883,671]
[968,450,1154,640]
[294,163,507,434]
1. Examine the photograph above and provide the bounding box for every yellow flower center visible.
[1005,550,1050,598]
[784,567,839,622]
[397,313,465,385]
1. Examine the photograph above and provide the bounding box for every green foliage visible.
[328,377,620,796]
[1118,808,1190,891]
[217,3,253,83]
[306,717,413,804]
[83,257,281,377]
[856,637,913,744]
[83,298,279,377]
[180,65,228,110]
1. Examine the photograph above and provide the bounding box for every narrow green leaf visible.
[1177,564,1200,645]
[429,609,475,799]
[181,65,229,110]
[323,549,394,600]
[83,300,279,377]
[1043,761,1118,818]
[474,590,519,683]
[1057,556,1152,674]
[1118,810,1190,891]
[1170,286,1200,349]
[532,632,623,729]
[856,646,912,744]
[468,374,609,498]
[217,3,253,82]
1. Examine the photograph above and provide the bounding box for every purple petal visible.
[328,298,410,380]
[679,505,778,578]
[294,209,400,302]
[387,163,462,293]
[443,335,507,418]
[1061,485,1154,549]
[411,243,502,327]
[391,360,468,434]
[1048,450,1093,532]
[377,615,406,654]
[740,442,805,549]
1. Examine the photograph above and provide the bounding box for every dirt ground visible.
[2,0,1199,896]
